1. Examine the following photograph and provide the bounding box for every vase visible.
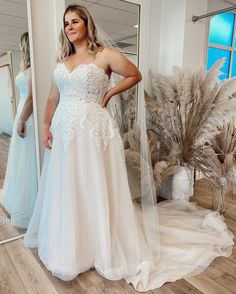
[159,166,194,201]
[211,183,227,213]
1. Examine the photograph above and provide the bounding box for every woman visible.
[0,32,38,229]
[24,5,234,292]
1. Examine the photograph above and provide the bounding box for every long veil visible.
[96,24,160,262]
[96,24,234,292]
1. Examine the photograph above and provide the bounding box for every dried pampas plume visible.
[199,120,236,191]
[146,58,236,187]
[124,149,141,176]
[111,86,137,138]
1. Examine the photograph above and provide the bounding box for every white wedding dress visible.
[24,63,234,292]
[0,68,38,228]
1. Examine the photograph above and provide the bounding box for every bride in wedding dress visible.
[24,4,234,292]
[0,32,37,228]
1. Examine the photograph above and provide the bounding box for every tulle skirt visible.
[24,120,234,291]
[0,100,38,228]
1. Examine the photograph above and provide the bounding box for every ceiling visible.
[0,0,28,55]
[0,0,139,56]
[3,0,236,57]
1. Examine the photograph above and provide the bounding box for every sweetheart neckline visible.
[59,62,109,79]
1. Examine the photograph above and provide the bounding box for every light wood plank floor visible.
[0,179,236,293]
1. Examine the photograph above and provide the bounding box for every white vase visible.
[159,166,194,201]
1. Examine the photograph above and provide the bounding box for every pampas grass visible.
[193,120,236,211]
[109,85,141,175]
[146,59,236,188]
[123,123,141,175]
[112,86,137,138]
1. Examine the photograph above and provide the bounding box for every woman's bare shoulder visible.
[99,46,121,61]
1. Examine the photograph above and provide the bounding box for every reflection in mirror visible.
[67,0,140,199]
[0,1,38,242]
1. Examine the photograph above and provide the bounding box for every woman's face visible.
[64,11,87,44]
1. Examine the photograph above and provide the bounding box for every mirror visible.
[0,0,38,242]
[65,0,141,199]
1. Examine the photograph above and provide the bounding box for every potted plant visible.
[145,59,236,201]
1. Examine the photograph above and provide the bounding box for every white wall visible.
[208,0,231,11]
[158,0,186,75]
[148,0,232,76]
[148,0,161,74]
[183,0,208,70]
[182,0,233,69]
[28,0,65,166]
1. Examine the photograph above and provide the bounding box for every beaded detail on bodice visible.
[52,63,123,152]
[54,63,109,103]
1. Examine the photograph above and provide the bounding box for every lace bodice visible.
[15,68,33,126]
[15,69,30,101]
[54,63,109,103]
[52,63,123,152]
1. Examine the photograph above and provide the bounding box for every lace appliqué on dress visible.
[52,63,124,152]
[15,70,34,127]
[52,101,123,152]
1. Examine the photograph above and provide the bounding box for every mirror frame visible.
[27,0,41,182]
[0,0,41,245]
[0,0,150,245]
[119,0,150,122]
[27,0,150,168]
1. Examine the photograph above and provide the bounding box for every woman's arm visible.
[101,47,142,108]
[43,78,60,149]
[17,75,33,138]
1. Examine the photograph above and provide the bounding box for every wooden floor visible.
[0,179,235,293]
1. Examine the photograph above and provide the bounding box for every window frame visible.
[206,11,236,78]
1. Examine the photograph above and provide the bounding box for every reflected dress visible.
[24,63,234,292]
[0,68,38,228]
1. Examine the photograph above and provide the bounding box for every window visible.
[207,12,236,80]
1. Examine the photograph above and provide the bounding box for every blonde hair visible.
[58,4,104,61]
[20,32,30,71]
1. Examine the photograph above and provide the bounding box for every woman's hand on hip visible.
[101,92,111,108]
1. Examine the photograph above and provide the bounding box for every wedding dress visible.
[24,62,234,291]
[0,68,38,228]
